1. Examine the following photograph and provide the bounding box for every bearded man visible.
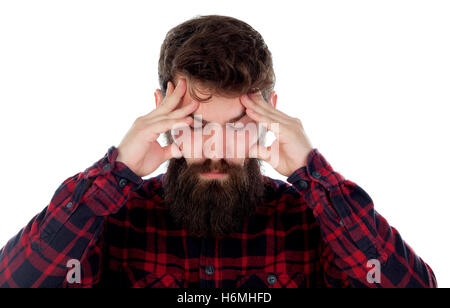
[0,15,436,288]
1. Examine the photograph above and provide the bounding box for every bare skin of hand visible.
[116,78,198,177]
[240,90,313,177]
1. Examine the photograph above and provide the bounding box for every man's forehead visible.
[171,75,245,123]
[188,96,247,124]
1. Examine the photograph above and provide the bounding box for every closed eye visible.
[190,124,204,131]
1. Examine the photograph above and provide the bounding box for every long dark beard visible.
[162,157,264,238]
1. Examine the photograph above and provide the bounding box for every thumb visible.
[249,144,271,162]
[163,143,183,161]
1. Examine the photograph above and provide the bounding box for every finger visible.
[249,91,275,110]
[250,141,280,169]
[245,107,278,131]
[167,100,199,119]
[150,116,193,135]
[144,82,175,118]
[160,78,187,112]
[156,82,174,109]
[162,143,183,161]
[240,94,275,115]
[248,91,292,120]
[249,143,271,162]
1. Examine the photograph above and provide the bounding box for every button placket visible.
[205,265,215,276]
[311,171,322,179]
[267,274,277,285]
[119,178,128,188]
[103,163,111,171]
[199,237,216,288]
[297,180,308,190]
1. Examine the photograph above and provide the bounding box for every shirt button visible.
[119,179,128,188]
[66,202,73,209]
[267,274,277,285]
[298,180,308,190]
[312,171,322,179]
[205,265,215,276]
[103,163,111,171]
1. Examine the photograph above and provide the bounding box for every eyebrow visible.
[189,110,247,125]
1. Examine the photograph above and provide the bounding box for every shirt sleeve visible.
[0,146,143,288]
[287,149,437,288]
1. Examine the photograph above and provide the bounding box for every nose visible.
[202,123,226,160]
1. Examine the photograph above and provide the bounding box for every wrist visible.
[288,148,312,175]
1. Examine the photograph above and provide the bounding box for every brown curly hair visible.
[158,15,275,102]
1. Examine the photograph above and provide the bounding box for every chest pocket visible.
[236,272,304,288]
[132,272,184,288]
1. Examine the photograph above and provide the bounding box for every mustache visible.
[179,158,243,174]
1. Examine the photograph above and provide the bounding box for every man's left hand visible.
[240,91,313,177]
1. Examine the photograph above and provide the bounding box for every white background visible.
[0,0,449,287]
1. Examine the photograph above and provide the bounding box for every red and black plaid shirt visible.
[0,147,437,288]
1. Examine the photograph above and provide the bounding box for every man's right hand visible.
[116,78,198,177]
